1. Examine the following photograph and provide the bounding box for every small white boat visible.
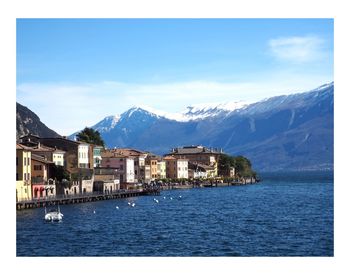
[44,205,64,221]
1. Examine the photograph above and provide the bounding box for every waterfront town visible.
[16,133,256,207]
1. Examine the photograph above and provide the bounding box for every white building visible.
[78,143,89,168]
[176,159,188,179]
[125,158,135,183]
[52,150,65,166]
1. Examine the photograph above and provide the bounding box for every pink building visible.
[101,150,135,184]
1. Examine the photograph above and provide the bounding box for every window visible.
[16,157,18,166]
[34,165,42,171]
[24,173,26,181]
[16,173,19,181]
[24,158,26,166]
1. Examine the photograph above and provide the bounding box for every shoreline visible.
[16,178,259,211]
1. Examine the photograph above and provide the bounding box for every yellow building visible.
[146,156,158,180]
[16,144,32,201]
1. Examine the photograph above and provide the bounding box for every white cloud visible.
[268,35,326,63]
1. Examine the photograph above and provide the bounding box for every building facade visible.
[101,150,135,184]
[31,154,56,199]
[157,160,166,179]
[166,145,222,177]
[16,144,32,201]
[163,156,188,179]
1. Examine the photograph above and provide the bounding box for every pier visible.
[16,188,160,210]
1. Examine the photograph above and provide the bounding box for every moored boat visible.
[44,205,63,221]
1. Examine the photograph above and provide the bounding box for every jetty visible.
[16,188,160,210]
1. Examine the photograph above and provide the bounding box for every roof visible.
[110,148,146,156]
[31,154,54,164]
[30,144,66,154]
[168,146,223,155]
[163,156,177,160]
[16,143,33,151]
[101,151,127,158]
[163,156,188,161]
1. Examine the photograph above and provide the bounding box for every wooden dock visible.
[16,188,160,210]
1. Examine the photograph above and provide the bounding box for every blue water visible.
[16,171,333,256]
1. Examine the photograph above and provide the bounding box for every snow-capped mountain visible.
[91,115,120,133]
[69,82,334,171]
[182,101,248,120]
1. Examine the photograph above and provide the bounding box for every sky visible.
[16,19,334,135]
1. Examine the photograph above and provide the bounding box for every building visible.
[157,160,166,179]
[93,167,120,193]
[31,154,56,199]
[188,162,217,179]
[101,150,135,186]
[93,145,104,167]
[163,156,188,179]
[16,144,32,201]
[146,155,158,180]
[27,143,66,167]
[78,143,90,168]
[110,148,150,183]
[166,145,222,177]
[39,137,93,173]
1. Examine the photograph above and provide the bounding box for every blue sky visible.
[16,19,334,135]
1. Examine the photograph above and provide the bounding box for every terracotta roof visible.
[163,155,189,161]
[163,156,177,160]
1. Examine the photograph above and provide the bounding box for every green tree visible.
[76,127,105,146]
[218,154,256,178]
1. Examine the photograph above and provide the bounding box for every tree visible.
[50,164,70,182]
[218,154,256,178]
[76,127,105,146]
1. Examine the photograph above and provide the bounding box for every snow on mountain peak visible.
[92,115,120,133]
[182,100,249,120]
[121,101,249,122]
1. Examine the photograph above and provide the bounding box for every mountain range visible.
[69,82,334,172]
[15,83,333,172]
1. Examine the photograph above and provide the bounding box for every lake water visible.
[16,171,333,256]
